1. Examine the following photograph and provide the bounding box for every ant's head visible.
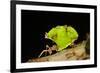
[45,38,57,48]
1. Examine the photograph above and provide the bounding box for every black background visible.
[21,10,90,62]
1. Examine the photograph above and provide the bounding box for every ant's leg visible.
[48,48,52,55]
[69,42,76,48]
[38,50,48,58]
[38,45,49,57]
[38,45,50,58]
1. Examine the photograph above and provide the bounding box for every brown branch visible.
[28,41,89,62]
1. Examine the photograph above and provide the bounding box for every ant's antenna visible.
[45,32,48,38]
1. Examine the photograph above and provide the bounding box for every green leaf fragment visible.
[47,25,78,51]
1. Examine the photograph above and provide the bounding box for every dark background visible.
[21,10,90,63]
